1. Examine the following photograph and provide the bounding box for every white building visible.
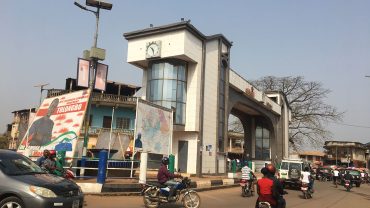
[124,21,291,175]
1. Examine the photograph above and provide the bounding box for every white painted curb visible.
[77,183,103,193]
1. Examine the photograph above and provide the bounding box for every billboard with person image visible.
[17,89,91,159]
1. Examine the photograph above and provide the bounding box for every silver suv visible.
[0,150,84,208]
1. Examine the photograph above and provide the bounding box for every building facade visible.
[46,78,139,159]
[292,151,325,166]
[324,141,367,168]
[124,21,291,174]
[8,108,36,149]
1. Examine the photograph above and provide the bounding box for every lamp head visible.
[86,0,112,10]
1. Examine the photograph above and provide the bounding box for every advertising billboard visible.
[77,58,90,88]
[17,90,91,159]
[134,99,173,155]
[94,63,108,91]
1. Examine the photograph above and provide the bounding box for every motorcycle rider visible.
[343,170,353,187]
[42,150,63,176]
[256,165,286,208]
[36,149,50,167]
[301,167,314,192]
[241,161,256,192]
[157,157,182,200]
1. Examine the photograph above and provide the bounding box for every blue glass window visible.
[147,60,187,125]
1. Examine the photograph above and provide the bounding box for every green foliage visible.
[0,135,9,149]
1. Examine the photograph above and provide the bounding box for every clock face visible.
[146,41,161,58]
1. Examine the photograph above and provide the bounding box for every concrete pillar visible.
[139,152,148,184]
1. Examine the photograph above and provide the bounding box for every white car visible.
[278,159,311,188]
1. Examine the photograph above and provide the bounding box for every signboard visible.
[94,63,108,91]
[17,90,90,159]
[134,99,173,155]
[77,58,90,88]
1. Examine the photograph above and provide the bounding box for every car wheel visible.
[0,196,24,208]
[356,183,360,187]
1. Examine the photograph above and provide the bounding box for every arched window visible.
[255,124,270,160]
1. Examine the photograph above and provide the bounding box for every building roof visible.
[11,108,36,114]
[228,131,244,139]
[123,21,233,47]
[298,151,325,157]
[324,140,367,150]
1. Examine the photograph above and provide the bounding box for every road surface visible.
[84,181,370,208]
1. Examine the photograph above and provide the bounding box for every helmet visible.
[266,164,276,174]
[161,157,169,165]
[49,150,56,157]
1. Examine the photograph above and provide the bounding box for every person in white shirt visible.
[241,162,256,192]
[332,168,340,187]
[301,167,313,191]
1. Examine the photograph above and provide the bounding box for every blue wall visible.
[90,105,136,129]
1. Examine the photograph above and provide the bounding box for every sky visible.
[1,0,369,145]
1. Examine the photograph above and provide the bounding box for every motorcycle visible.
[142,177,201,208]
[42,163,75,180]
[62,166,75,180]
[301,182,312,199]
[344,180,352,192]
[240,179,253,197]
[257,202,271,208]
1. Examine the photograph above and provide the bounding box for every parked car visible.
[0,150,83,208]
[278,159,311,188]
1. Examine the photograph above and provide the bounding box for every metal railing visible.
[80,126,134,136]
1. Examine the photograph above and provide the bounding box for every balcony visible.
[80,126,135,136]
[47,89,137,107]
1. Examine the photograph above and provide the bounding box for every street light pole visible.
[74,1,112,168]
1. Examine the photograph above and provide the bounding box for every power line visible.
[330,121,370,129]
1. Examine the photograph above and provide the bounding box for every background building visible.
[324,141,367,168]
[46,78,139,159]
[7,108,36,149]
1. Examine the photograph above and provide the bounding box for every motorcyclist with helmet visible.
[256,164,286,208]
[157,156,182,200]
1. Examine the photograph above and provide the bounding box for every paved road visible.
[84,181,370,208]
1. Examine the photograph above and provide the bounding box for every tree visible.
[252,76,343,150]
[0,134,9,149]
[228,115,244,134]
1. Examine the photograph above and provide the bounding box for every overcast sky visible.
[1,0,369,145]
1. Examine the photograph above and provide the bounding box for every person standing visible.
[333,168,340,187]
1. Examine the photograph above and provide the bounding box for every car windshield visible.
[0,155,45,176]
[280,162,288,170]
[348,170,360,176]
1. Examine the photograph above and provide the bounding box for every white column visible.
[139,152,148,184]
